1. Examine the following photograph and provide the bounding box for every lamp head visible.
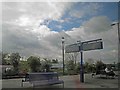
[62,37,65,41]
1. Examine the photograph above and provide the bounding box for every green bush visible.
[27,56,41,72]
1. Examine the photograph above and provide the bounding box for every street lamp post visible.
[111,22,119,43]
[111,22,120,72]
[62,37,65,75]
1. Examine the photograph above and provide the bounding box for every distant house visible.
[51,63,63,69]
[106,63,118,70]
[0,65,13,74]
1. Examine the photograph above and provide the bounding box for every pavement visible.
[1,74,118,88]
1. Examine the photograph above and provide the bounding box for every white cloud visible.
[2,0,119,2]
[69,10,84,18]
[69,3,102,18]
[56,25,62,29]
[65,16,118,63]
[83,16,112,34]
[2,2,74,59]
[66,16,113,41]
[0,2,2,51]
[16,15,32,26]
[2,2,74,28]
[2,2,118,63]
[66,26,85,39]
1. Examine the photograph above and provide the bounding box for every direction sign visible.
[65,38,103,83]
[65,39,103,53]
[65,43,79,53]
[82,41,103,51]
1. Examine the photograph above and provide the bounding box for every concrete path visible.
[2,74,118,88]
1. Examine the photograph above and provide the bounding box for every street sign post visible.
[65,39,103,53]
[65,39,103,83]
[82,41,103,51]
[65,43,79,53]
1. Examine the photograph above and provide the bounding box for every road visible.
[2,74,118,88]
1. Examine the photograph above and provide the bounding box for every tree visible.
[73,53,79,65]
[41,58,52,72]
[2,53,7,65]
[66,60,76,75]
[87,58,94,65]
[84,60,96,73]
[84,62,89,73]
[10,53,21,74]
[65,52,79,65]
[52,59,58,63]
[96,60,106,71]
[75,62,80,73]
[27,56,41,72]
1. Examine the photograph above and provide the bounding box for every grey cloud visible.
[2,2,24,22]
[2,2,118,63]
[65,16,118,63]
[2,24,43,56]
[2,2,74,59]
[69,3,102,18]
[83,16,112,34]
[2,2,74,23]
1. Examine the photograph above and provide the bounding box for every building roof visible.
[0,65,13,68]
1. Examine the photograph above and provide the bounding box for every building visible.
[0,65,13,74]
[51,63,63,69]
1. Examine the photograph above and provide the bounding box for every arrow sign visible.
[65,39,103,53]
[65,38,103,83]
[65,43,79,53]
[82,41,103,51]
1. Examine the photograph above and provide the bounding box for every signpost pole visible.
[77,41,84,83]
[80,50,84,83]
[66,39,103,83]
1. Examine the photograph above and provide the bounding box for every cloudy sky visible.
[2,2,118,64]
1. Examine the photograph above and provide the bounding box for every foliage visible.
[10,53,21,74]
[96,60,106,71]
[84,62,96,73]
[65,53,79,65]
[66,60,76,75]
[2,53,7,65]
[27,56,41,72]
[66,60,75,71]
[52,59,58,63]
[75,62,80,73]
[19,61,29,73]
[1,53,11,65]
[65,53,79,75]
[41,58,52,72]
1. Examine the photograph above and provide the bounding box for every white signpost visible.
[65,39,103,53]
[65,39,103,83]
[82,41,103,51]
[65,43,79,53]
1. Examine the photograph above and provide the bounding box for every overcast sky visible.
[1,2,119,64]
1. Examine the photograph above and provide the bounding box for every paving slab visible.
[2,74,118,88]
